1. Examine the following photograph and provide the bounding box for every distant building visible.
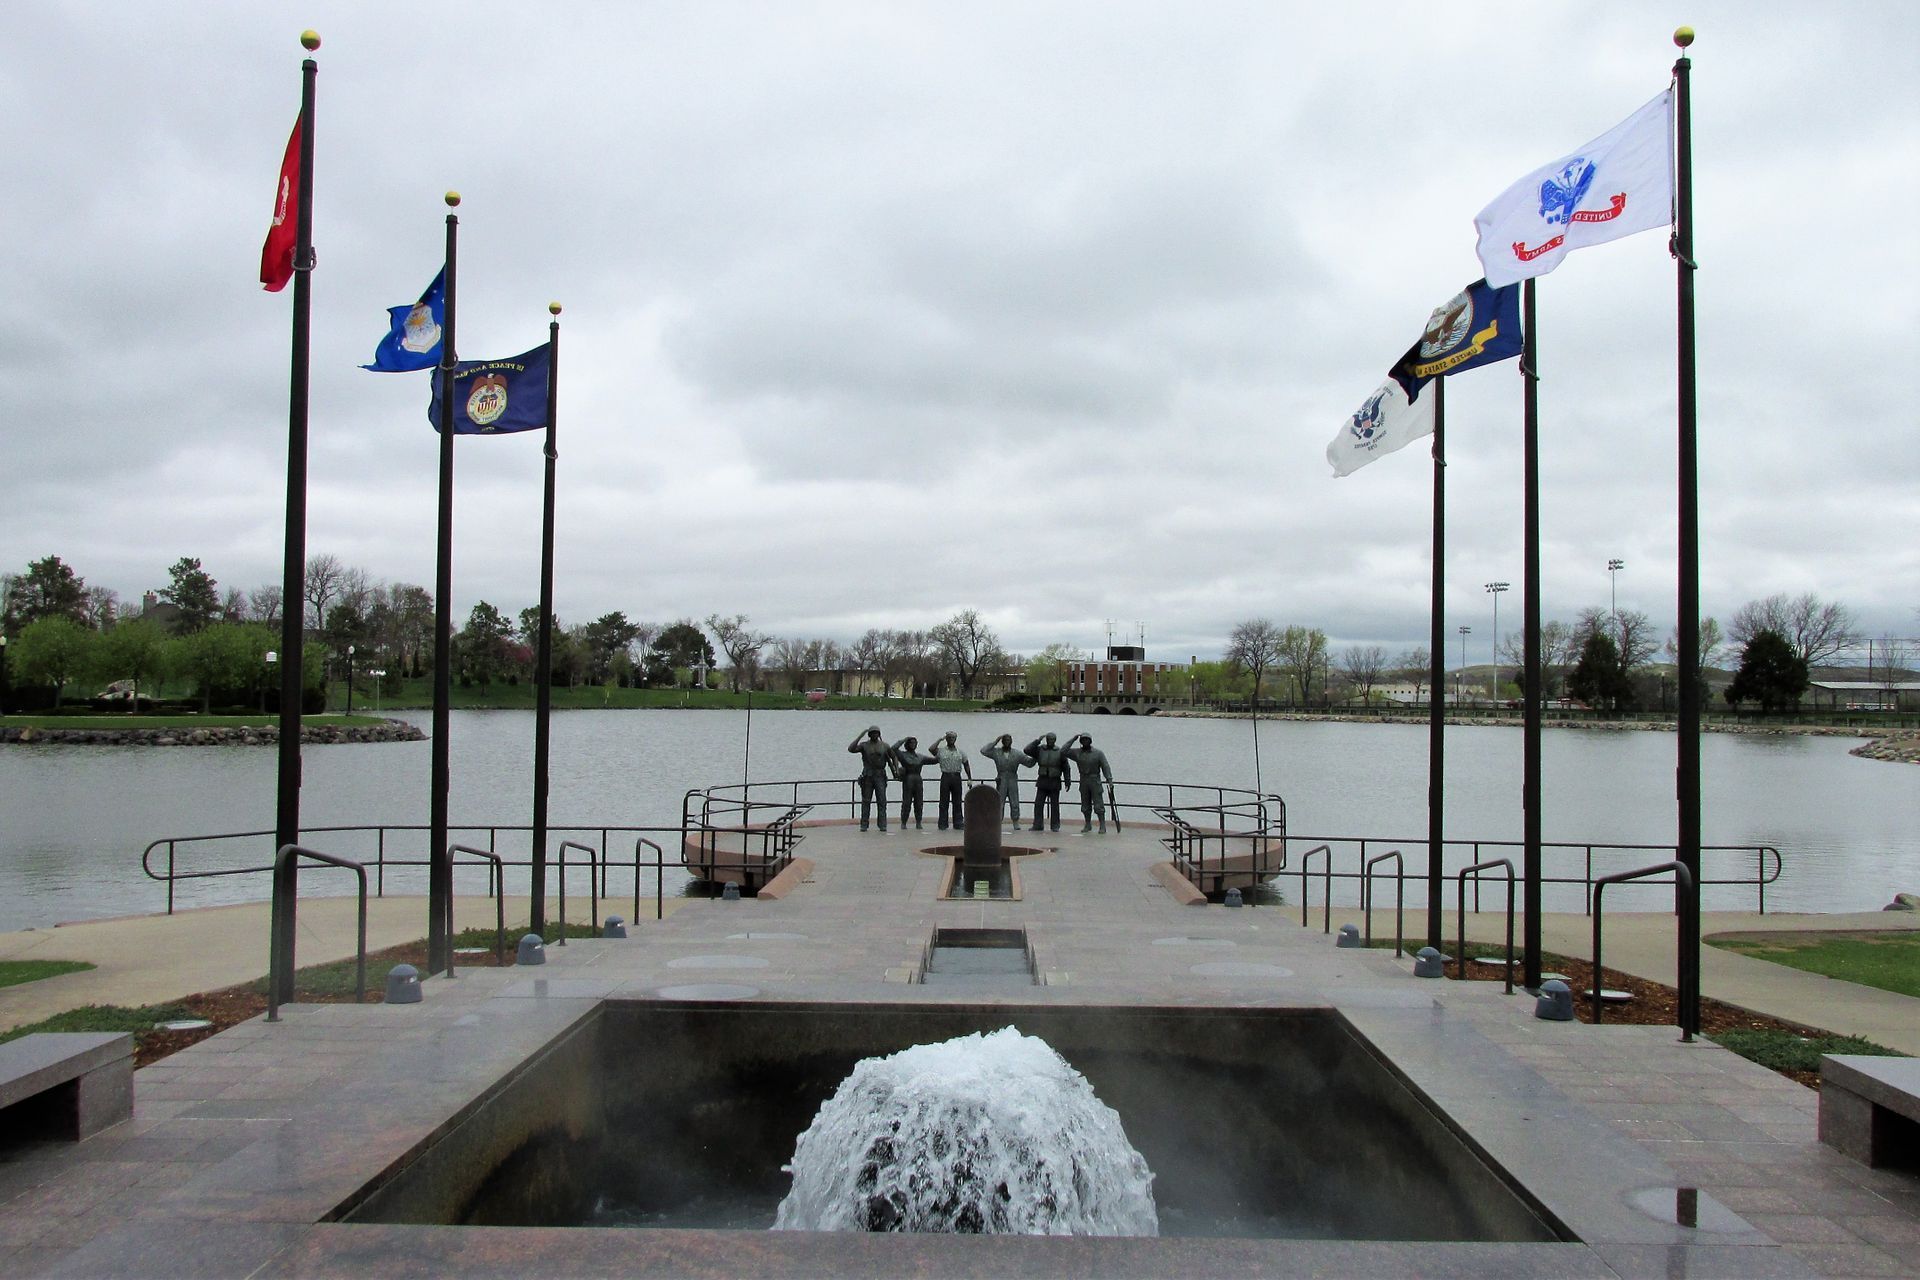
[1060,647,1187,708]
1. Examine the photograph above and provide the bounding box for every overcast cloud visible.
[2,2,1914,664]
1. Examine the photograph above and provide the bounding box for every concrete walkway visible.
[0,894,681,1032]
[1348,905,1920,1055]
[4,892,1913,1053]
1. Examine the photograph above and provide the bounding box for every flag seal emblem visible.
[1349,390,1387,446]
[1418,291,1473,360]
[466,374,508,426]
[401,303,441,354]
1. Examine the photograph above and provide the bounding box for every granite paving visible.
[0,819,1914,1278]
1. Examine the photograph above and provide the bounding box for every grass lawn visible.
[1707,930,1920,999]
[1,714,387,730]
[0,959,95,989]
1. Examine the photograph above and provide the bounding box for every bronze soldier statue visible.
[1023,732,1071,832]
[1062,733,1114,833]
[846,726,895,832]
[891,735,937,830]
[979,734,1035,823]
[928,730,973,830]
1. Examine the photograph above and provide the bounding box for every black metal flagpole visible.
[1521,279,1544,992]
[530,302,561,935]
[428,192,461,974]
[269,32,319,1008]
[1426,376,1446,948]
[1672,27,1702,1041]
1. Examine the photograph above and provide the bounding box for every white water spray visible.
[773,1027,1158,1235]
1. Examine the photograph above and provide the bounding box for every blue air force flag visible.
[1474,91,1673,288]
[1391,279,1522,400]
[363,268,446,372]
[427,343,551,435]
[1327,379,1436,478]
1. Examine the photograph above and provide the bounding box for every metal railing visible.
[1280,836,1779,914]
[266,843,366,1024]
[678,789,813,895]
[142,822,688,916]
[1456,859,1516,995]
[1362,849,1405,957]
[556,840,600,945]
[445,845,505,974]
[1298,844,1333,932]
[1151,796,1287,900]
[1593,860,1696,1039]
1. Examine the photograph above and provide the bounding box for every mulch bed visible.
[133,938,512,1067]
[1445,950,1830,1086]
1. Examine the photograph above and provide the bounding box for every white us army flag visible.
[1326,379,1435,478]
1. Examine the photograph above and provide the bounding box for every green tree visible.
[159,557,222,632]
[3,556,89,635]
[651,619,716,683]
[1724,628,1809,713]
[172,623,272,714]
[1024,643,1081,698]
[1279,625,1330,705]
[10,616,96,705]
[582,611,642,682]
[1566,630,1634,713]
[458,601,515,691]
[95,618,171,704]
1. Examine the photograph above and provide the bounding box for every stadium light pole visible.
[1485,582,1509,701]
[1608,558,1624,621]
[1457,625,1472,705]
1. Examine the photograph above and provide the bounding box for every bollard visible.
[1413,946,1446,978]
[516,932,547,966]
[603,915,628,940]
[384,963,422,1004]
[722,882,741,902]
[1336,924,1362,948]
[1534,978,1575,1021]
[1223,887,1244,908]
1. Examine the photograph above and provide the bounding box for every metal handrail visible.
[445,845,505,973]
[1456,859,1516,995]
[1593,860,1695,1039]
[556,840,600,945]
[1298,844,1332,932]
[267,843,366,1024]
[1362,849,1405,957]
[635,836,666,921]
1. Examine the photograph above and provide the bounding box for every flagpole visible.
[1672,27,1701,1042]
[530,302,561,935]
[1426,376,1446,949]
[269,32,319,1009]
[1521,278,1543,992]
[428,192,461,975]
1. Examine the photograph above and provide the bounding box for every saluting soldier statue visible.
[1024,732,1071,832]
[980,734,1035,824]
[846,726,895,832]
[891,735,937,830]
[1062,733,1114,833]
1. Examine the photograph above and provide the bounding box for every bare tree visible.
[1397,646,1431,701]
[1338,644,1388,703]
[1224,619,1283,704]
[1728,592,1858,667]
[303,554,345,633]
[705,613,769,692]
[1664,616,1724,670]
[1577,607,1656,672]
[772,636,812,692]
[896,630,942,698]
[1497,620,1580,698]
[928,610,1007,699]
[249,584,283,626]
[81,585,119,629]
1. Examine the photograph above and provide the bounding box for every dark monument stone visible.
[962,784,1004,868]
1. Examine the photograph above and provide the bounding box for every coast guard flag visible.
[1391,279,1522,400]
[428,343,551,435]
[1326,378,1436,478]
[363,268,446,372]
[258,117,302,292]
[1474,91,1673,288]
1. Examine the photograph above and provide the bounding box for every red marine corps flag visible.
[259,116,302,291]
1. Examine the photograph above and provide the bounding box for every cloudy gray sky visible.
[3,2,1914,666]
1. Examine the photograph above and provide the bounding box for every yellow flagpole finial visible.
[444,191,462,208]
[1673,26,1695,49]
[300,30,321,51]
[549,302,563,316]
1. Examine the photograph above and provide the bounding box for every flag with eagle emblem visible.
[1326,378,1435,477]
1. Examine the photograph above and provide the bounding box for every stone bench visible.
[1819,1054,1920,1169]
[0,1032,135,1143]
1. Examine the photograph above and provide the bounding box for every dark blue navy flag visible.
[363,268,446,372]
[1390,279,1522,401]
[427,343,550,435]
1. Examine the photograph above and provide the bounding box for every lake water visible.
[1,709,1913,931]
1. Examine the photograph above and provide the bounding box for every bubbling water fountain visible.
[773,1027,1158,1236]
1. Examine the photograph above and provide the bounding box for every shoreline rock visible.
[0,720,425,747]
[1850,733,1920,766]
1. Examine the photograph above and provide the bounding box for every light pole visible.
[1457,625,1472,705]
[262,650,277,716]
[0,633,9,716]
[1484,581,1509,702]
[345,644,355,716]
[1607,558,1624,621]
[370,669,386,713]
